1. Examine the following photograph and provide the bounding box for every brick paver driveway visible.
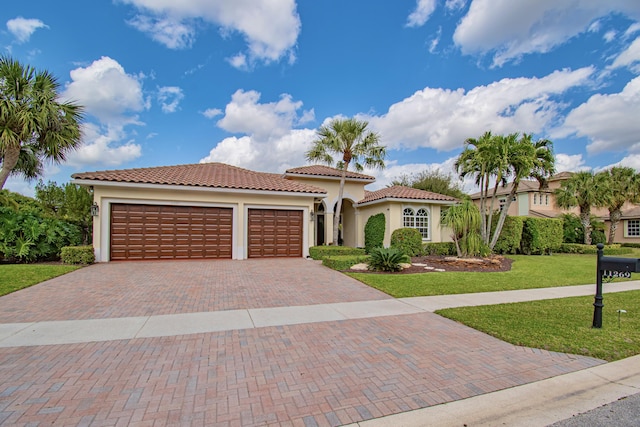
[0,259,602,426]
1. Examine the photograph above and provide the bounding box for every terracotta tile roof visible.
[468,180,544,199]
[358,186,458,204]
[285,165,375,181]
[621,206,640,219]
[72,163,327,194]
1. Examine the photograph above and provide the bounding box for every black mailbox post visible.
[593,243,640,328]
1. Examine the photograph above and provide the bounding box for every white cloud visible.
[215,89,313,140]
[615,154,640,170]
[445,0,467,12]
[625,23,640,38]
[560,76,640,155]
[200,90,316,172]
[6,17,48,43]
[604,30,617,42]
[554,153,587,172]
[121,0,301,66]
[429,27,442,53]
[406,0,437,28]
[362,67,594,152]
[157,86,184,113]
[202,108,222,119]
[62,56,148,124]
[66,123,142,167]
[227,53,248,70]
[200,129,315,173]
[453,0,640,67]
[610,36,640,72]
[127,15,195,49]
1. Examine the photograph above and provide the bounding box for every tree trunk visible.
[489,184,519,250]
[608,209,622,245]
[333,164,349,245]
[0,145,21,189]
[581,210,592,245]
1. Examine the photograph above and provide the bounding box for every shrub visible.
[60,245,95,264]
[368,247,410,272]
[322,254,370,271]
[423,242,456,256]
[492,216,524,255]
[390,228,423,256]
[557,243,632,255]
[0,206,82,262]
[309,246,365,260]
[364,213,385,254]
[520,217,563,255]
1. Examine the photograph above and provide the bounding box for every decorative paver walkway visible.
[0,259,636,426]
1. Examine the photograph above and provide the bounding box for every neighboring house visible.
[468,172,640,244]
[72,163,457,262]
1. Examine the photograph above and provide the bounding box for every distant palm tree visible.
[455,132,555,250]
[0,56,83,189]
[306,118,385,245]
[601,167,640,244]
[555,171,608,245]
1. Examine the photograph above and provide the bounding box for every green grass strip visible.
[0,264,81,297]
[436,290,640,362]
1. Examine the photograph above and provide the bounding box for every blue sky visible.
[3,0,640,196]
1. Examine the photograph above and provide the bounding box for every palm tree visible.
[306,118,385,245]
[455,132,555,251]
[442,197,483,257]
[554,171,609,245]
[601,167,640,244]
[489,133,555,249]
[0,56,83,189]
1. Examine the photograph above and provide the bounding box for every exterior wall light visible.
[90,203,99,216]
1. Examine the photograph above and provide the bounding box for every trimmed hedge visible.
[520,217,563,255]
[423,242,456,256]
[492,216,524,255]
[309,246,366,260]
[557,243,633,255]
[60,245,95,264]
[322,254,370,271]
[364,213,385,254]
[390,228,423,256]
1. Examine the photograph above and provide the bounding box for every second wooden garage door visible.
[247,209,303,258]
[110,204,233,261]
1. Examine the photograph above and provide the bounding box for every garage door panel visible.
[110,204,233,261]
[247,209,302,258]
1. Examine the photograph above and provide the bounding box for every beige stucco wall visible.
[357,202,454,247]
[290,176,368,246]
[89,184,315,262]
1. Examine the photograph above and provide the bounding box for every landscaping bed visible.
[346,255,514,274]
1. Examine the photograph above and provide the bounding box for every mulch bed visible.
[347,255,514,274]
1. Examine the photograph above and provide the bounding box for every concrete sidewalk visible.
[1,281,638,348]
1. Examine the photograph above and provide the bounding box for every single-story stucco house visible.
[71,163,457,262]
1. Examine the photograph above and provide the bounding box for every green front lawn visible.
[347,254,638,298]
[437,290,640,362]
[0,264,81,297]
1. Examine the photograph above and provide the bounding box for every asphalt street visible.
[549,392,640,426]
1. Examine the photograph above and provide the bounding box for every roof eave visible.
[284,172,375,183]
[71,178,326,198]
[356,197,458,208]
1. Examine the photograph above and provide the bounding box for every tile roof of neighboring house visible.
[621,206,640,219]
[285,165,375,181]
[72,163,327,194]
[529,209,562,218]
[358,186,458,205]
[468,173,572,199]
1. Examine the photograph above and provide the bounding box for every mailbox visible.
[599,256,640,273]
[593,243,639,328]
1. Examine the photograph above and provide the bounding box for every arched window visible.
[415,208,429,239]
[403,207,429,240]
[403,208,415,228]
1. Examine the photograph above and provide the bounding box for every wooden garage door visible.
[248,209,303,258]
[110,204,233,261]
